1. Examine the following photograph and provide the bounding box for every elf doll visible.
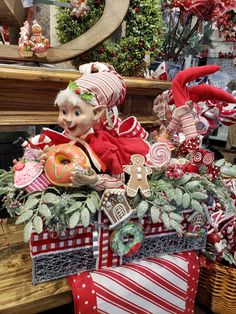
[40,62,150,190]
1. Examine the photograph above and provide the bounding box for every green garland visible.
[56,0,164,76]
[0,161,234,244]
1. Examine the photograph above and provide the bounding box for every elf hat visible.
[172,65,221,108]
[55,62,126,109]
[189,84,236,104]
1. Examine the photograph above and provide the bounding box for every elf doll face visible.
[58,99,105,138]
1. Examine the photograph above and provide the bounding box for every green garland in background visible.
[56,0,164,77]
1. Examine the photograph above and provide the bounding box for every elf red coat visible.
[42,128,149,175]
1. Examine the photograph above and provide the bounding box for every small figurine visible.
[70,0,89,18]
[124,154,152,198]
[18,21,34,57]
[31,20,49,58]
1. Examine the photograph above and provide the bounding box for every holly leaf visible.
[80,91,94,102]
[68,81,78,92]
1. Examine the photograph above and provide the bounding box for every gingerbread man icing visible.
[124,154,152,198]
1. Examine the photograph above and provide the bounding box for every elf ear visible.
[93,105,106,121]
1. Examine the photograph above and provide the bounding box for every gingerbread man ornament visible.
[124,154,152,198]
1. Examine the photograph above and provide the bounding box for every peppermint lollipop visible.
[146,142,171,167]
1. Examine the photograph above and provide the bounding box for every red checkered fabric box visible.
[30,224,95,257]
[30,211,206,284]
[97,211,201,269]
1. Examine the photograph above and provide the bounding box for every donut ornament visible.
[44,143,90,186]
[110,223,144,257]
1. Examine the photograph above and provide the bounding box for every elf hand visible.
[70,166,99,187]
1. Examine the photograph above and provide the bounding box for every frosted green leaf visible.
[169,212,183,222]
[162,205,174,212]
[70,192,87,198]
[65,202,82,214]
[137,201,149,218]
[174,188,183,206]
[150,206,160,223]
[180,173,192,185]
[191,192,207,201]
[162,212,171,229]
[33,216,43,234]
[215,159,225,167]
[156,179,173,191]
[18,205,28,214]
[90,194,99,208]
[23,221,33,242]
[191,199,203,213]
[165,188,175,200]
[223,250,236,266]
[185,181,200,191]
[154,197,167,206]
[182,193,191,209]
[81,207,90,228]
[86,198,97,214]
[16,210,33,224]
[170,220,183,234]
[38,204,51,218]
[42,193,61,204]
[23,197,40,210]
[69,211,80,229]
[91,191,100,198]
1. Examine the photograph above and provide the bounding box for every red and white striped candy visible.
[202,151,214,166]
[146,142,171,167]
[193,151,203,163]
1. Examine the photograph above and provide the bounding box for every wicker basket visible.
[197,263,236,314]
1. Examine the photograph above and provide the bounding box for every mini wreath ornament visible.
[68,81,95,102]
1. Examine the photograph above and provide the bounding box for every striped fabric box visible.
[68,251,200,314]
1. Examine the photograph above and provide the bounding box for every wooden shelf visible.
[0,65,171,126]
[0,219,72,314]
[0,111,156,127]
[0,111,59,126]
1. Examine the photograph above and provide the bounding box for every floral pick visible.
[68,81,94,102]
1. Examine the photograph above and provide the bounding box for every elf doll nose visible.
[63,116,72,124]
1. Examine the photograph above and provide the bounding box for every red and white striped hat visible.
[56,62,126,109]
